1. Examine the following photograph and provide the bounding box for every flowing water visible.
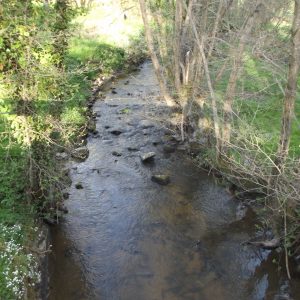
[48,62,300,300]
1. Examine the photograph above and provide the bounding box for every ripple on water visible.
[49,62,300,300]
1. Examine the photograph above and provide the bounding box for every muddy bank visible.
[48,62,300,300]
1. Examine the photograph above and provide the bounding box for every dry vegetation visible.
[139,0,300,275]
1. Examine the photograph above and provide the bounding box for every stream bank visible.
[48,62,300,300]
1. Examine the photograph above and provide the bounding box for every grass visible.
[213,53,300,157]
[61,0,145,134]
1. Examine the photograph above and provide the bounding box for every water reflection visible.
[49,62,300,300]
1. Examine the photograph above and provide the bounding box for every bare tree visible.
[277,0,300,165]
[221,2,265,153]
[139,0,177,107]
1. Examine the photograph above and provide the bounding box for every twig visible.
[284,208,291,279]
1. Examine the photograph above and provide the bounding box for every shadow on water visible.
[48,62,300,300]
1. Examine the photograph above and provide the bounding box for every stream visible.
[48,62,300,300]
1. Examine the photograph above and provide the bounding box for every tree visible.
[54,0,72,66]
[277,0,300,165]
[139,0,177,107]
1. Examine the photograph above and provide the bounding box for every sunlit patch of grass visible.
[74,0,143,47]
[213,53,300,157]
[61,0,146,143]
[68,38,126,74]
[61,106,86,126]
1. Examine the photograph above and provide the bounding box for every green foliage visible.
[68,38,125,74]
[0,0,77,296]
[0,0,146,296]
[212,53,300,157]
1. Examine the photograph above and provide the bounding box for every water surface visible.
[49,62,300,300]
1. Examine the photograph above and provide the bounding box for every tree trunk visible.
[54,0,70,67]
[139,0,177,107]
[174,0,183,93]
[184,1,221,155]
[221,2,263,153]
[207,0,233,59]
[277,0,300,164]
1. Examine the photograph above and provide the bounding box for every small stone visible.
[75,183,83,189]
[110,129,122,136]
[177,145,188,152]
[91,130,99,135]
[91,133,100,138]
[151,174,170,185]
[43,217,57,226]
[62,168,70,177]
[58,204,69,214]
[71,146,89,160]
[128,147,139,152]
[141,152,156,163]
[55,152,69,160]
[63,192,70,199]
[139,120,154,129]
[87,120,96,132]
[170,135,182,142]
[102,139,114,145]
[112,151,122,157]
[152,140,161,146]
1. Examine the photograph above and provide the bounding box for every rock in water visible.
[141,152,156,163]
[151,174,170,185]
[112,151,122,157]
[71,147,89,161]
[75,183,83,189]
[109,128,123,136]
[139,120,154,129]
[128,146,139,152]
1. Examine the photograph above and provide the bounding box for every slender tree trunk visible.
[221,2,263,153]
[174,0,183,93]
[153,13,168,62]
[139,0,177,107]
[207,0,224,59]
[207,0,233,59]
[277,0,300,164]
[184,1,221,155]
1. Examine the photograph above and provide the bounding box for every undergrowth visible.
[0,1,145,297]
[213,54,300,157]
